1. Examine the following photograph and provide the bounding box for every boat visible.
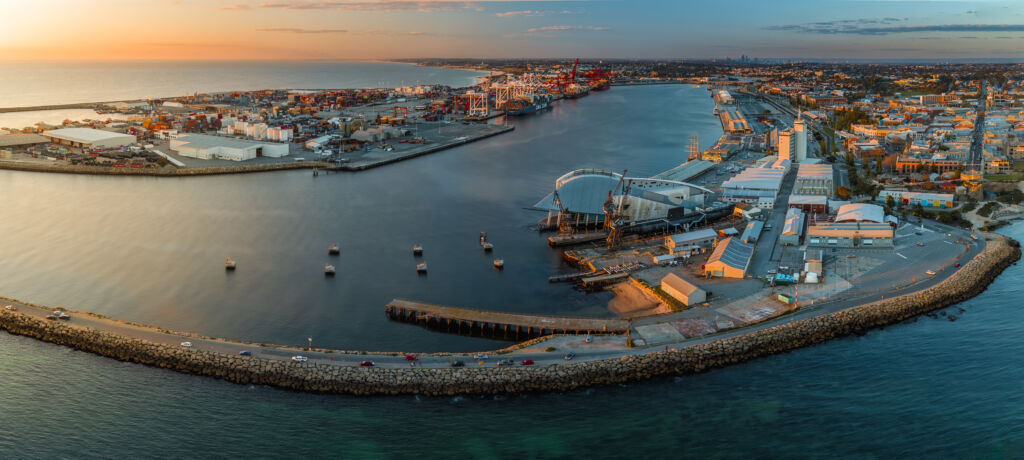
[225,258,236,270]
[413,244,423,255]
[324,264,336,276]
[505,95,552,116]
[479,231,493,251]
[417,262,428,273]
[328,243,340,255]
[493,259,504,269]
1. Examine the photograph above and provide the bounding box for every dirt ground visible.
[607,282,671,317]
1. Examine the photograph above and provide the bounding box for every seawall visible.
[0,236,1018,396]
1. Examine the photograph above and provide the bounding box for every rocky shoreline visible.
[0,235,1018,396]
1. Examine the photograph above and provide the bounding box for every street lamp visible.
[307,337,312,351]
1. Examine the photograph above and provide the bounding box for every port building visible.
[170,134,289,162]
[660,273,707,306]
[703,237,753,279]
[779,208,805,246]
[42,128,136,150]
[720,167,786,207]
[806,203,894,248]
[787,195,828,214]
[664,228,718,255]
[740,220,764,244]
[793,163,834,197]
[534,169,713,223]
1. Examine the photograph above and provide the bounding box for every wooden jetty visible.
[385,299,629,340]
[548,262,644,283]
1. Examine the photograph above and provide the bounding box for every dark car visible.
[45,315,58,320]
[358,361,374,367]
[520,359,535,366]
[497,359,514,367]
[564,352,576,361]
[450,360,465,368]
[238,350,252,357]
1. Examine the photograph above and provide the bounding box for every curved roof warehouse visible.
[534,169,714,222]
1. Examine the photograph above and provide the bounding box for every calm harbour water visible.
[1,82,1022,458]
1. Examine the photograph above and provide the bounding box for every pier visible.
[385,299,630,339]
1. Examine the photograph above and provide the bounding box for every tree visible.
[886,195,896,209]
[845,152,855,166]
[836,185,851,200]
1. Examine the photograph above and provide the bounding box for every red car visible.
[358,361,374,367]
[520,359,534,366]
[955,263,961,268]
[404,354,418,361]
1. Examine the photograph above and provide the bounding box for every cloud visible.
[526,25,608,32]
[257,1,480,12]
[255,27,348,33]
[217,4,251,10]
[496,10,542,17]
[765,21,1024,35]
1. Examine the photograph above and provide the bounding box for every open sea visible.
[0,68,1021,458]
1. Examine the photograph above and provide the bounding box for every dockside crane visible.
[603,169,632,250]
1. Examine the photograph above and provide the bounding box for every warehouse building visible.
[170,134,289,162]
[703,237,753,279]
[0,133,49,149]
[42,128,136,150]
[740,220,764,244]
[779,208,805,246]
[664,228,718,255]
[660,273,707,306]
[720,167,786,207]
[788,194,828,214]
[806,222,894,248]
[793,163,834,196]
[877,190,954,208]
[835,203,885,223]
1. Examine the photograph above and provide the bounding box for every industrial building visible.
[170,134,289,162]
[703,237,753,279]
[660,273,707,306]
[788,195,828,214]
[652,159,714,182]
[740,220,764,244]
[806,203,894,248]
[0,133,49,149]
[876,190,954,208]
[720,167,785,207]
[806,222,894,248]
[534,169,714,223]
[664,228,718,255]
[42,128,136,150]
[792,114,808,162]
[793,163,834,197]
[779,208,805,246]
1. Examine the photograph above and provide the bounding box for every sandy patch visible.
[607,282,670,317]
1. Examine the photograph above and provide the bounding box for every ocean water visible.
[1,223,1021,458]
[0,60,484,108]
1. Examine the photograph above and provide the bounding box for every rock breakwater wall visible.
[0,237,1018,396]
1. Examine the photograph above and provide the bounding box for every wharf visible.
[332,124,514,171]
[548,230,608,247]
[385,299,630,339]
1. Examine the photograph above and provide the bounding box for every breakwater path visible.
[0,234,1017,395]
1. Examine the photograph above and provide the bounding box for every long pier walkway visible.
[385,299,629,340]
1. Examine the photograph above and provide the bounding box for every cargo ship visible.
[505,95,552,116]
[562,84,590,99]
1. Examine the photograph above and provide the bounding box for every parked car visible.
[449,360,465,368]
[358,361,374,367]
[238,350,252,356]
[180,341,193,348]
[291,355,308,362]
[520,359,535,366]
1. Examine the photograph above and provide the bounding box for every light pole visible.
[307,337,312,351]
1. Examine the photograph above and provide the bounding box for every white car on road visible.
[180,341,193,348]
[291,356,308,362]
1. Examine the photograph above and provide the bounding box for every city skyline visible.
[2,0,1024,61]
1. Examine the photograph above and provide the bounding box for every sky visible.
[1,0,1023,60]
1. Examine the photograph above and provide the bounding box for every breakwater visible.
[0,160,330,177]
[0,236,1017,396]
